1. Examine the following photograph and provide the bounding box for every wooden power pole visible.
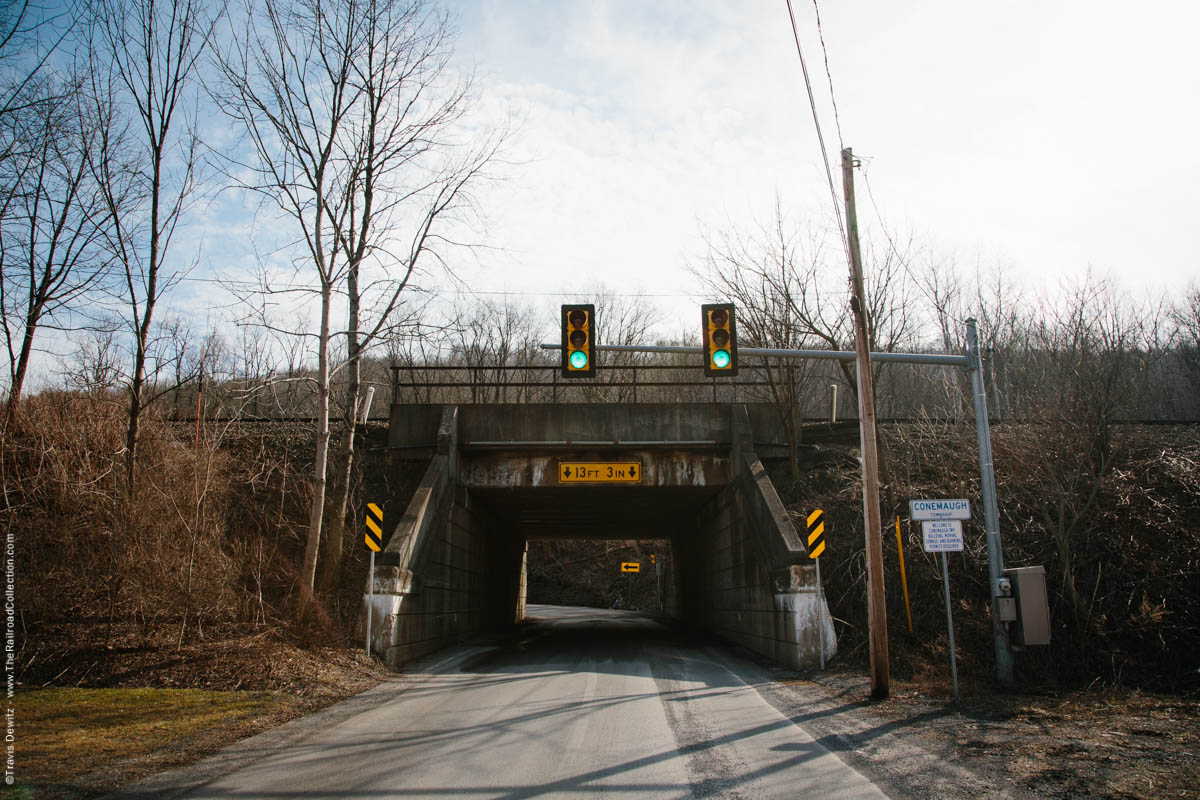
[842,147,890,699]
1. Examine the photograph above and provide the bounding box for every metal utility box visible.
[1004,565,1051,646]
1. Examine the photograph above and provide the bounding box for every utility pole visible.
[842,147,890,699]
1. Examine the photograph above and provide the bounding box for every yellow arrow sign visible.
[621,562,640,573]
[365,502,383,552]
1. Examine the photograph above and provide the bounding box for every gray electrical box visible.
[1004,565,1051,646]
[995,596,1017,622]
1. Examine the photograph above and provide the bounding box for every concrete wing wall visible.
[366,406,526,666]
[673,405,836,670]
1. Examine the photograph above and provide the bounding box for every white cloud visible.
[32,0,1187,390]
[442,0,1199,319]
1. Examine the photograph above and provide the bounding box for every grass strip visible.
[3,687,294,798]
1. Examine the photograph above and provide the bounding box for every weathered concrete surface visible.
[674,406,837,669]
[459,449,729,489]
[389,403,800,453]
[456,403,731,445]
[364,406,524,666]
[367,403,836,670]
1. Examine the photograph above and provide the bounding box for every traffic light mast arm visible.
[540,342,968,367]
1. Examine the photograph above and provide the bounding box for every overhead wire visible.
[860,158,915,274]
[802,3,944,322]
[783,0,850,262]
[811,0,845,152]
[862,157,972,330]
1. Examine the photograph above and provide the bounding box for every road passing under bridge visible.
[124,606,889,800]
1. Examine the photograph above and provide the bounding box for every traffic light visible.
[702,303,738,377]
[561,304,596,378]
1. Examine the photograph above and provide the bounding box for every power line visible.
[860,159,915,273]
[811,0,845,151]
[783,0,849,261]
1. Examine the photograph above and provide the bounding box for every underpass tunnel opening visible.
[371,403,833,670]
[523,537,675,614]
[370,469,834,670]
[470,483,726,627]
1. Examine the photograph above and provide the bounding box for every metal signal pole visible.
[842,147,890,699]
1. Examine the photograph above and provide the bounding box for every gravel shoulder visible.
[732,654,1200,800]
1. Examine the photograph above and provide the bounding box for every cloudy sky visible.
[31,0,1198,385]
[411,0,1199,326]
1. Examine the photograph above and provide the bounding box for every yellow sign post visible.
[558,462,642,483]
[895,516,913,635]
[620,562,640,573]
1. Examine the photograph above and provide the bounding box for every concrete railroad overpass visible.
[363,403,836,670]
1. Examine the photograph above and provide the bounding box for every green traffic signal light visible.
[701,302,739,377]
[561,303,596,378]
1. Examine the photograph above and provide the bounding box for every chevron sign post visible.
[364,502,383,656]
[807,508,827,670]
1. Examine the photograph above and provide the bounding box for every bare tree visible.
[692,202,915,474]
[1172,282,1200,411]
[213,0,506,594]
[88,0,223,491]
[0,0,79,123]
[448,297,542,403]
[1003,273,1167,639]
[1,73,113,410]
[693,208,830,474]
[901,256,1026,418]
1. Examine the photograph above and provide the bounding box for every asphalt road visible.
[125,606,891,799]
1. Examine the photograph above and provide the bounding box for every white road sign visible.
[921,520,965,552]
[909,498,971,521]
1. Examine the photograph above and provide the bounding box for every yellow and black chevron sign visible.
[807,509,825,559]
[364,502,384,552]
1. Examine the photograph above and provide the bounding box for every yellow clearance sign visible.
[558,462,642,483]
